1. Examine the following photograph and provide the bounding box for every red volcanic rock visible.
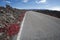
[0,5,26,40]
[7,23,20,36]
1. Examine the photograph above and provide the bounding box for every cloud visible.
[5,1,11,3]
[48,7,60,11]
[2,0,11,3]
[23,0,28,3]
[36,0,46,4]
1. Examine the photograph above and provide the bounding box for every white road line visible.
[17,13,26,40]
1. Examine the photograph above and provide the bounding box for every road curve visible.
[17,11,60,40]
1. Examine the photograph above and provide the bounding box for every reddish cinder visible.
[7,23,20,36]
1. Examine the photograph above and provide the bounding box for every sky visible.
[0,0,60,11]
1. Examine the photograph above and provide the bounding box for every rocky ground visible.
[0,5,26,40]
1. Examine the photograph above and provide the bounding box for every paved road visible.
[17,11,60,40]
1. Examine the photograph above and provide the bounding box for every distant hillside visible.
[0,5,60,18]
[35,10,60,18]
[20,9,60,18]
[0,5,26,14]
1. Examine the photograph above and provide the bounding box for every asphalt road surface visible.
[17,11,60,40]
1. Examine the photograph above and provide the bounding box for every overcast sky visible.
[0,0,60,11]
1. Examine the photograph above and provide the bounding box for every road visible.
[17,11,60,40]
